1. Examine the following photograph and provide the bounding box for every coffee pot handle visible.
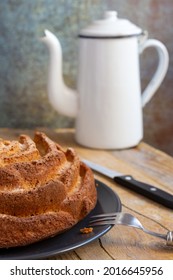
[140,39,169,107]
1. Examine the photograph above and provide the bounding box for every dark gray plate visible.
[0,180,121,260]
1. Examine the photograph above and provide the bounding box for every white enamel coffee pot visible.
[41,11,169,149]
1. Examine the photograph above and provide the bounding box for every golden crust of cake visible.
[0,132,97,248]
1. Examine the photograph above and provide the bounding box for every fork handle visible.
[113,175,173,209]
[167,231,173,246]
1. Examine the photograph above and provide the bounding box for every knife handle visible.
[114,175,173,209]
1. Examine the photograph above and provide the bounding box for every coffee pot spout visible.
[41,30,77,118]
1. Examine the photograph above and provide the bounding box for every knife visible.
[83,159,173,209]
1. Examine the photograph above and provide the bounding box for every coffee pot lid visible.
[79,11,142,38]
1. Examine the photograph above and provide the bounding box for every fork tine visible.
[89,212,122,227]
[89,216,116,224]
[89,220,116,226]
[90,212,121,219]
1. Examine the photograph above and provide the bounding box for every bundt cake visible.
[0,132,97,248]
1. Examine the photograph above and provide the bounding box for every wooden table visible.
[1,128,173,260]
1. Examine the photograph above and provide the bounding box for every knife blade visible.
[83,159,173,209]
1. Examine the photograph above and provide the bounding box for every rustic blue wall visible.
[0,0,173,155]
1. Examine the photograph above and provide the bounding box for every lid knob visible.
[104,11,118,21]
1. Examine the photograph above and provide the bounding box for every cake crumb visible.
[80,227,93,234]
